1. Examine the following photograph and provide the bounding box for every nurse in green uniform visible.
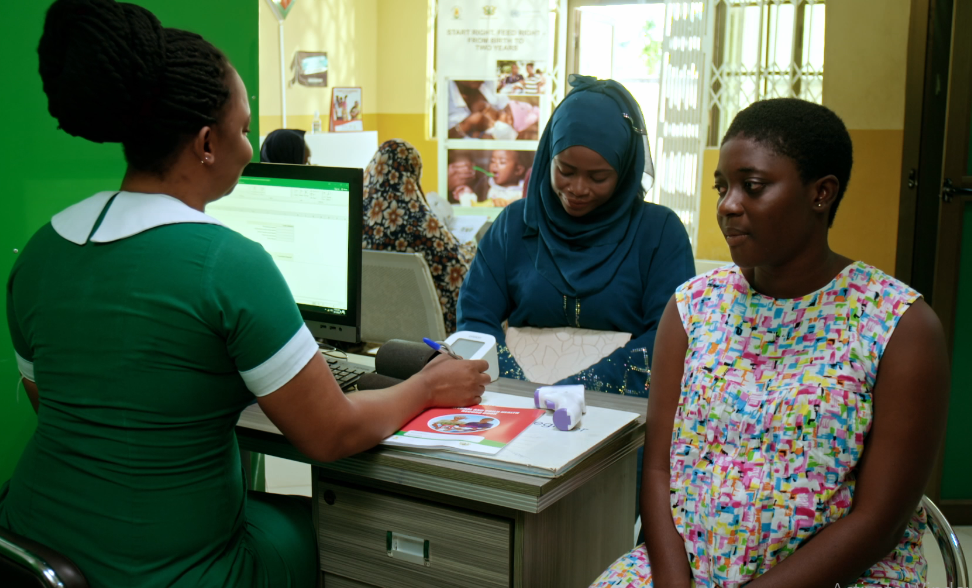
[0,1,490,587]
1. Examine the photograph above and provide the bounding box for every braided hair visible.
[38,0,232,175]
[722,98,853,227]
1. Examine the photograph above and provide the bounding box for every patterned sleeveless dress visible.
[592,262,927,587]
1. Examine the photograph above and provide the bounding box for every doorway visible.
[897,0,972,523]
[570,2,667,200]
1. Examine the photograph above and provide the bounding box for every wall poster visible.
[437,0,552,209]
[330,87,363,132]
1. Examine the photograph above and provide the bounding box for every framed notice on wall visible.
[330,87,363,132]
[290,51,328,87]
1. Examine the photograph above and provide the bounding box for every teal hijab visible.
[523,75,654,298]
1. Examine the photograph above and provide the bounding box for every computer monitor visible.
[207,162,364,343]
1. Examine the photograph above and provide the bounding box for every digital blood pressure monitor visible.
[444,331,499,382]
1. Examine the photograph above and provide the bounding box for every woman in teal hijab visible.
[457,75,695,396]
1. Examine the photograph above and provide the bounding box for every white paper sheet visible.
[449,214,489,244]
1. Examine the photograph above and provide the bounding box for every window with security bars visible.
[706,0,826,146]
[655,0,707,248]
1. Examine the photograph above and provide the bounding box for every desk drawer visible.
[317,481,512,588]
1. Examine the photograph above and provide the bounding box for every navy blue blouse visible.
[457,198,695,396]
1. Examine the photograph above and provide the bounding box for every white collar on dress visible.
[52,191,224,245]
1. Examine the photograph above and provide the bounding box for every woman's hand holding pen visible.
[417,354,490,408]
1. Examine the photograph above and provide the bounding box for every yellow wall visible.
[822,0,910,131]
[258,0,438,192]
[374,0,438,194]
[696,148,729,262]
[696,0,910,275]
[829,129,904,273]
[375,0,428,115]
[258,0,378,130]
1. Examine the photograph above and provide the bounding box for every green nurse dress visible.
[1,191,322,587]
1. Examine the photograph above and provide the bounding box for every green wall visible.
[942,190,972,498]
[941,92,972,499]
[0,0,259,484]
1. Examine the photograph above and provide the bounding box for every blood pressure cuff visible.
[356,339,437,390]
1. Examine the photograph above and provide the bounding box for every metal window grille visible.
[707,0,826,146]
[426,0,438,140]
[656,1,707,248]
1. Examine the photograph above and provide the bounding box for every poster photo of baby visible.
[496,60,546,95]
[447,149,536,207]
[447,80,541,141]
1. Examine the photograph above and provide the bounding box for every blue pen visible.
[423,337,462,360]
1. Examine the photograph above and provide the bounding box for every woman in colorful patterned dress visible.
[362,139,475,334]
[592,99,950,587]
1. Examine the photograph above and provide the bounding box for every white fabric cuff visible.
[15,351,35,382]
[240,325,319,397]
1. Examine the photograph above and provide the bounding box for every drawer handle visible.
[386,531,430,567]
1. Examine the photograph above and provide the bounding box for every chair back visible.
[361,250,447,344]
[0,527,89,588]
[922,495,969,588]
[505,326,631,384]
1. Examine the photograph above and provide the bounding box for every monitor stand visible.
[305,320,358,344]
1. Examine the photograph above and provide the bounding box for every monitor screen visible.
[206,163,363,343]
[449,338,486,360]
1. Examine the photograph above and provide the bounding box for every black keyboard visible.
[325,357,374,391]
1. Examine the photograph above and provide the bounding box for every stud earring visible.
[816,203,822,208]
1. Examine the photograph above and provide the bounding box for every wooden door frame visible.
[933,0,972,525]
[894,0,932,287]
[896,0,955,302]
[896,0,960,509]
[932,0,972,348]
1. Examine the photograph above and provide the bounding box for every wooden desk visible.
[236,378,646,588]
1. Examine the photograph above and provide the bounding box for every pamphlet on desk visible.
[381,405,543,456]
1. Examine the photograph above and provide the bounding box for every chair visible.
[0,526,89,588]
[505,326,631,384]
[922,495,969,588]
[631,497,968,586]
[361,250,446,344]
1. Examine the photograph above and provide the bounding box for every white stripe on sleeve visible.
[240,325,319,397]
[15,351,35,382]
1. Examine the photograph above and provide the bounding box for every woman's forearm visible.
[744,510,910,588]
[642,468,692,587]
[334,378,431,457]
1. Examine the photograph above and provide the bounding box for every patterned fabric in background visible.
[592,261,927,588]
[362,140,475,334]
